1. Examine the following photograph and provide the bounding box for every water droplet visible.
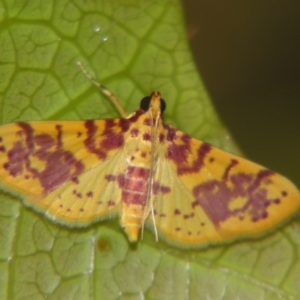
[93,24,101,33]
[101,35,109,42]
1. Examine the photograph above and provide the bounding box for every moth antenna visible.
[76,61,127,118]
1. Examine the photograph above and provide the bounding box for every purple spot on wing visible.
[159,133,165,143]
[84,120,106,160]
[143,132,151,141]
[223,159,239,181]
[105,174,116,182]
[56,125,63,148]
[84,120,125,159]
[192,169,277,226]
[143,118,151,126]
[3,122,85,193]
[131,128,139,137]
[167,131,212,175]
[247,169,274,194]
[118,119,130,132]
[108,200,115,207]
[273,199,280,204]
[174,209,181,215]
[166,127,176,141]
[160,186,170,194]
[72,177,79,184]
[34,134,55,148]
[39,150,85,192]
[86,191,93,198]
[101,131,124,150]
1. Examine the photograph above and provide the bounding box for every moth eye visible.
[160,98,166,113]
[140,96,167,113]
[140,96,151,111]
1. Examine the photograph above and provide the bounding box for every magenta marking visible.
[34,134,55,148]
[84,119,127,159]
[55,125,63,148]
[143,133,151,141]
[101,131,124,150]
[121,166,150,206]
[143,118,151,126]
[3,122,85,193]
[72,177,79,184]
[159,133,165,143]
[223,159,239,181]
[130,129,139,137]
[160,186,170,194]
[105,174,116,182]
[167,134,212,175]
[105,119,116,129]
[174,209,181,215]
[0,146,6,152]
[152,182,171,195]
[128,110,143,123]
[247,169,274,194]
[107,166,170,206]
[72,189,82,198]
[108,200,115,207]
[84,121,106,160]
[118,119,130,132]
[166,127,176,141]
[192,168,279,226]
[117,174,125,186]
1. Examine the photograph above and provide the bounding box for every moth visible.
[0,63,299,248]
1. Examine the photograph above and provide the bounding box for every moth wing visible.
[147,129,300,248]
[0,120,127,226]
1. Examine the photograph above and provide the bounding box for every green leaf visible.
[0,0,299,299]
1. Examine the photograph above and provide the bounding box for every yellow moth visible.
[0,63,299,249]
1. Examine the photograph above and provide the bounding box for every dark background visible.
[183,1,300,185]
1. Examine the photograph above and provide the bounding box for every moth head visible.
[140,91,166,115]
